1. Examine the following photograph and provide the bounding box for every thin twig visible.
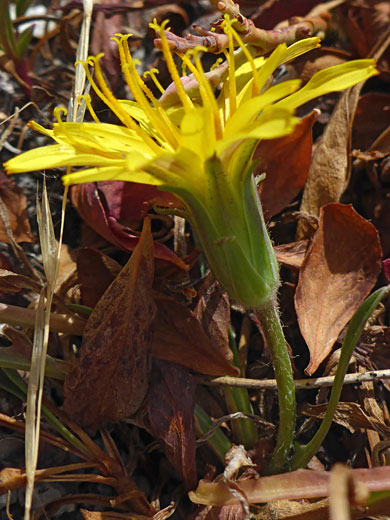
[196,369,390,391]
[196,411,274,446]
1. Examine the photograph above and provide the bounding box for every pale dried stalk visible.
[197,369,390,390]
[68,0,93,122]
[0,303,85,335]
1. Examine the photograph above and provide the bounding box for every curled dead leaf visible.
[71,182,187,269]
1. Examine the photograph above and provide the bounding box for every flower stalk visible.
[254,300,296,473]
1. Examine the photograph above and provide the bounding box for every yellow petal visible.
[224,79,301,138]
[147,148,206,194]
[237,44,287,106]
[4,145,125,174]
[277,59,378,110]
[179,107,216,161]
[53,122,154,157]
[62,165,163,186]
[218,106,298,159]
[280,37,321,64]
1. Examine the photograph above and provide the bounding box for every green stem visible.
[256,299,296,474]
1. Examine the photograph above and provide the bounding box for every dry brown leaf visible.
[0,269,42,293]
[358,325,390,391]
[274,240,310,270]
[55,243,77,294]
[346,2,390,58]
[0,171,35,244]
[0,467,27,494]
[0,325,32,357]
[64,219,156,431]
[301,401,390,435]
[352,93,390,151]
[295,203,382,375]
[256,499,329,520]
[255,110,319,220]
[152,293,238,377]
[77,248,121,308]
[77,251,237,376]
[194,283,230,358]
[147,360,197,490]
[296,84,365,240]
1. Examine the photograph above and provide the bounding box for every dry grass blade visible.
[68,0,93,122]
[24,179,59,519]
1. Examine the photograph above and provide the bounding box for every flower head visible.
[4,17,378,306]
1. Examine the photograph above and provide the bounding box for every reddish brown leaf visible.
[147,359,197,490]
[77,248,121,308]
[255,111,318,220]
[64,219,156,431]
[152,293,239,377]
[0,171,35,243]
[251,0,322,30]
[90,0,123,92]
[295,203,382,375]
[353,93,390,151]
[194,283,231,360]
[77,251,237,375]
[347,3,390,58]
[0,252,12,270]
[71,182,187,269]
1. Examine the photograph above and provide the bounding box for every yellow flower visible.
[4,17,377,307]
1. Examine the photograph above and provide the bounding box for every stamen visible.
[85,55,135,129]
[115,34,179,149]
[229,26,260,97]
[180,48,222,139]
[144,68,165,95]
[221,17,237,116]
[80,94,100,123]
[79,55,160,154]
[222,48,236,120]
[54,106,67,123]
[150,19,193,113]
[211,57,223,71]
